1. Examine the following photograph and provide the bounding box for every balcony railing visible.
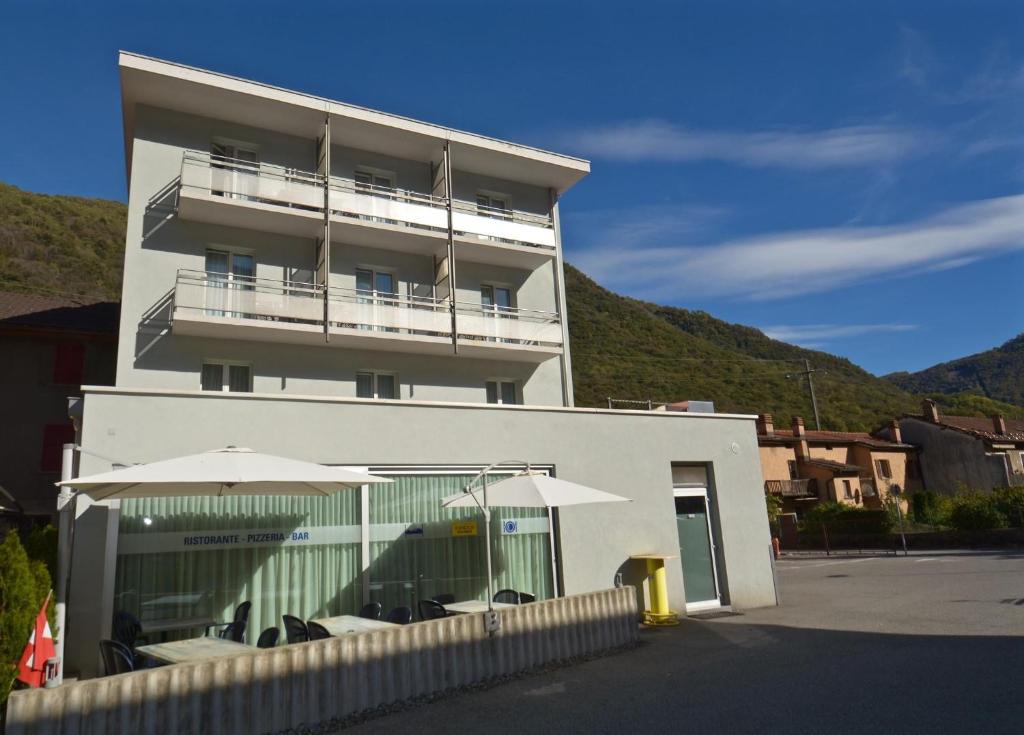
[178,151,557,250]
[173,269,324,326]
[765,479,818,498]
[328,287,452,338]
[173,270,562,350]
[455,301,563,347]
[180,151,324,211]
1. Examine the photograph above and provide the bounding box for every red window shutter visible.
[40,424,76,472]
[53,343,86,385]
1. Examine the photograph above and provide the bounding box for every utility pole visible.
[787,359,823,430]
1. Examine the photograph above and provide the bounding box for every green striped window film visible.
[368,474,552,614]
[113,472,553,640]
[115,492,361,641]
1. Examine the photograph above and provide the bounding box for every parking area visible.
[348,551,1024,734]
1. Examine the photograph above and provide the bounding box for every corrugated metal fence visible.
[6,587,637,734]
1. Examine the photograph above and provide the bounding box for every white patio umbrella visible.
[441,462,631,610]
[58,446,391,500]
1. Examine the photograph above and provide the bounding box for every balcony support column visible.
[443,142,458,354]
[550,189,574,407]
[316,114,331,342]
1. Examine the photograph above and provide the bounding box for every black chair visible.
[358,602,382,620]
[431,593,455,605]
[519,592,537,603]
[256,627,279,649]
[493,589,521,605]
[418,599,448,621]
[112,610,144,649]
[207,601,252,642]
[217,620,247,643]
[307,621,333,640]
[99,639,134,676]
[386,606,413,625]
[282,614,309,644]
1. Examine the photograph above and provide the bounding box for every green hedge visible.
[801,502,894,534]
[911,487,1024,531]
[0,530,52,707]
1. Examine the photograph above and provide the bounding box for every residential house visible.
[879,399,1024,492]
[757,414,922,515]
[0,291,117,519]
[64,53,778,678]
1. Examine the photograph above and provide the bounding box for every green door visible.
[675,495,719,605]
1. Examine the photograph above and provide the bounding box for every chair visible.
[418,599,448,621]
[256,627,279,649]
[307,621,333,640]
[282,614,309,644]
[207,601,252,642]
[386,606,413,625]
[519,592,537,603]
[217,620,246,643]
[99,639,134,676]
[358,602,382,620]
[493,589,521,605]
[431,593,455,605]
[111,610,144,649]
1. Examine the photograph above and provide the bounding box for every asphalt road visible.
[348,551,1024,734]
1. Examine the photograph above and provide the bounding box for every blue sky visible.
[1,0,1022,375]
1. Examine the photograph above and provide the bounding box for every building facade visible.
[64,53,777,678]
[757,414,923,515]
[0,292,117,519]
[881,400,1024,492]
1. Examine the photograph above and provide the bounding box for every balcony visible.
[176,151,557,267]
[172,270,562,361]
[765,479,818,498]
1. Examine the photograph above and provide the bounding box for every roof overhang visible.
[119,52,590,193]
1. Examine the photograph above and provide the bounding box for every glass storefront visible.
[113,471,553,640]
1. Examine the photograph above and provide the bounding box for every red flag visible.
[16,593,56,688]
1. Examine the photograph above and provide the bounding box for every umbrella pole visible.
[483,473,494,612]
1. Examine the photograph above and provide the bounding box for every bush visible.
[911,491,952,526]
[947,493,1007,531]
[992,487,1024,528]
[802,502,893,534]
[0,530,52,705]
[24,524,58,581]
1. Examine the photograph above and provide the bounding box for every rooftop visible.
[119,52,590,193]
[0,290,119,335]
[910,413,1024,443]
[758,427,913,451]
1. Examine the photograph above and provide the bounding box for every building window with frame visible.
[201,362,252,393]
[476,192,511,220]
[486,380,519,405]
[787,460,798,480]
[842,480,853,499]
[53,343,86,385]
[875,459,892,479]
[356,371,397,400]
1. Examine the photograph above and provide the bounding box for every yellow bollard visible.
[631,554,679,626]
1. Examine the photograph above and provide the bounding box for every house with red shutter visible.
[0,291,117,519]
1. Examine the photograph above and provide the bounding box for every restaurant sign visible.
[117,525,361,555]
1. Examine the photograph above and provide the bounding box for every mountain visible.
[885,334,1024,408]
[2,181,1022,430]
[0,182,126,301]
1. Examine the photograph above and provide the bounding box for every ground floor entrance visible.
[672,466,722,611]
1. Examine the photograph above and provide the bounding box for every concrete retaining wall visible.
[6,587,637,734]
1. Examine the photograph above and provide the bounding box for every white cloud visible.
[564,120,930,169]
[760,324,918,346]
[572,194,1024,301]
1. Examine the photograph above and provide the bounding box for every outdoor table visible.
[444,600,516,614]
[135,637,252,664]
[309,615,399,636]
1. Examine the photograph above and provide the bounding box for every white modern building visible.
[64,53,777,678]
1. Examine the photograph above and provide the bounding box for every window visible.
[356,371,397,400]
[53,343,86,385]
[201,362,251,393]
[40,423,76,472]
[481,284,513,314]
[787,460,798,480]
[354,169,394,194]
[875,459,892,479]
[476,192,511,220]
[210,142,258,200]
[486,380,519,405]
[842,480,853,499]
[355,268,396,299]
